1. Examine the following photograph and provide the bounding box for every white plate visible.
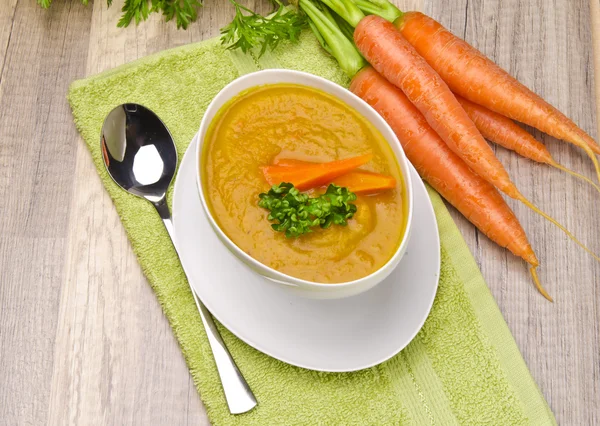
[173,134,440,372]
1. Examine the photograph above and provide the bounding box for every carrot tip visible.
[530,267,553,302]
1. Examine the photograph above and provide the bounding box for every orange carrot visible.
[396,11,600,182]
[333,170,396,194]
[274,159,396,194]
[354,16,599,262]
[350,66,551,300]
[456,94,600,195]
[354,16,515,196]
[261,153,372,191]
[332,171,396,194]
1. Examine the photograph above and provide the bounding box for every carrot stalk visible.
[300,0,367,77]
[318,0,365,27]
[456,94,600,195]
[395,11,600,183]
[275,159,397,194]
[261,153,372,191]
[352,0,402,22]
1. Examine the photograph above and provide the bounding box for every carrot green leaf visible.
[220,0,307,57]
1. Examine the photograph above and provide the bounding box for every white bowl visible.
[196,69,414,299]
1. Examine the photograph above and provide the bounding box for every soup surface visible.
[202,83,406,283]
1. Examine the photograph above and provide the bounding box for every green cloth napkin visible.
[68,32,555,425]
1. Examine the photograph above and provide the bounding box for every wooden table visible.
[1,0,598,424]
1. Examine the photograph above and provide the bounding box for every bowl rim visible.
[195,69,414,289]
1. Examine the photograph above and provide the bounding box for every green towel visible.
[68,32,555,425]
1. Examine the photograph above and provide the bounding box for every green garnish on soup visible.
[258,183,358,238]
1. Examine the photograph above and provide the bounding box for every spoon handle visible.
[153,198,258,415]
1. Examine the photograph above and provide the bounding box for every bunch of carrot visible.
[298,0,600,300]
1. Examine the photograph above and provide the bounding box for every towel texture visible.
[68,32,555,425]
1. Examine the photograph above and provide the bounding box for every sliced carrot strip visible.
[332,171,396,194]
[262,153,372,191]
[275,158,396,194]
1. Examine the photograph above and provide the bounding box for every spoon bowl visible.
[101,104,177,203]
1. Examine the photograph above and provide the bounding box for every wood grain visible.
[0,1,92,424]
[0,0,598,424]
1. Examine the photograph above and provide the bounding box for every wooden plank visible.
[0,0,93,424]
[0,0,17,76]
[429,0,600,424]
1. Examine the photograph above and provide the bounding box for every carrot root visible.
[530,267,553,302]
[549,161,600,196]
[517,192,600,263]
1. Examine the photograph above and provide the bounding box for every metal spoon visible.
[100,103,257,415]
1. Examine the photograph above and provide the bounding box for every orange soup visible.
[201,84,407,283]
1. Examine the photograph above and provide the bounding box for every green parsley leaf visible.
[220,0,307,57]
[39,0,306,41]
[258,182,357,238]
[117,0,202,29]
[38,0,202,29]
